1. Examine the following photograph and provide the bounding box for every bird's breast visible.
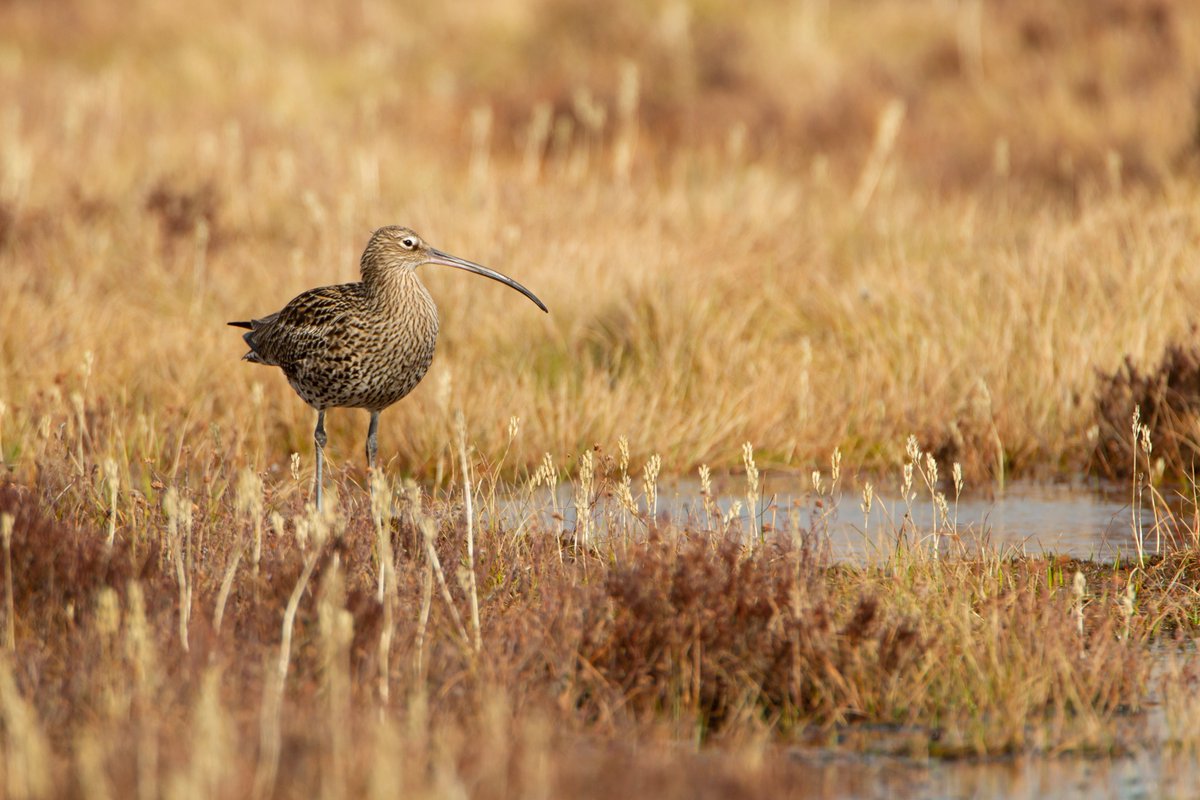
[351,282,440,410]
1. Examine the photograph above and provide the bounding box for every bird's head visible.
[361,226,548,313]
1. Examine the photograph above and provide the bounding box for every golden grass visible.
[2,0,1200,484]
[4,0,1200,795]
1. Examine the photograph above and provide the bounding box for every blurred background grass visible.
[5,4,1200,796]
[2,0,1200,484]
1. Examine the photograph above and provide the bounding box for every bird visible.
[229,225,547,510]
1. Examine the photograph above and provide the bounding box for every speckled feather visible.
[230,225,544,510]
[234,228,441,413]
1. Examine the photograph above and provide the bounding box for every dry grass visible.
[2,0,1200,484]
[4,0,1200,796]
[3,430,1200,799]
[1092,338,1200,480]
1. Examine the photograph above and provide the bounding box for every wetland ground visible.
[4,0,1200,796]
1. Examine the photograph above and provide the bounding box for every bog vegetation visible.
[3,0,1200,796]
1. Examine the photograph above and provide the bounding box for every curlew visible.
[229,226,547,510]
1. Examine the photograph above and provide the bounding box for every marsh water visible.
[772,748,1199,799]
[778,641,1200,799]
[512,477,1172,563]
[503,477,1200,797]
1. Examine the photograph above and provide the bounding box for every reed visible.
[2,0,1200,795]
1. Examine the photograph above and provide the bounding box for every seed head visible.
[905,435,921,463]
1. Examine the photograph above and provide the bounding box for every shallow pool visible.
[505,477,1180,563]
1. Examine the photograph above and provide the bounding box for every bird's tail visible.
[227,319,270,363]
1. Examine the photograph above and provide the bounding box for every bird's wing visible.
[241,285,356,368]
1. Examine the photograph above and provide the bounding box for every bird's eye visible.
[401,237,416,249]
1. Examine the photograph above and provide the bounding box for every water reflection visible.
[510,478,1172,563]
[497,479,1200,797]
[776,748,1200,800]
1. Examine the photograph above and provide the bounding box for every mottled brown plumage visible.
[229,225,547,509]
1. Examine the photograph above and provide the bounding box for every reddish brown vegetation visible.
[0,461,1182,797]
[1091,338,1200,479]
[580,537,923,731]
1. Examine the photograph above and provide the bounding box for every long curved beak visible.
[425,248,548,313]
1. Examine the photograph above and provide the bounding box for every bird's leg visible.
[366,411,380,471]
[366,411,381,511]
[314,410,327,512]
